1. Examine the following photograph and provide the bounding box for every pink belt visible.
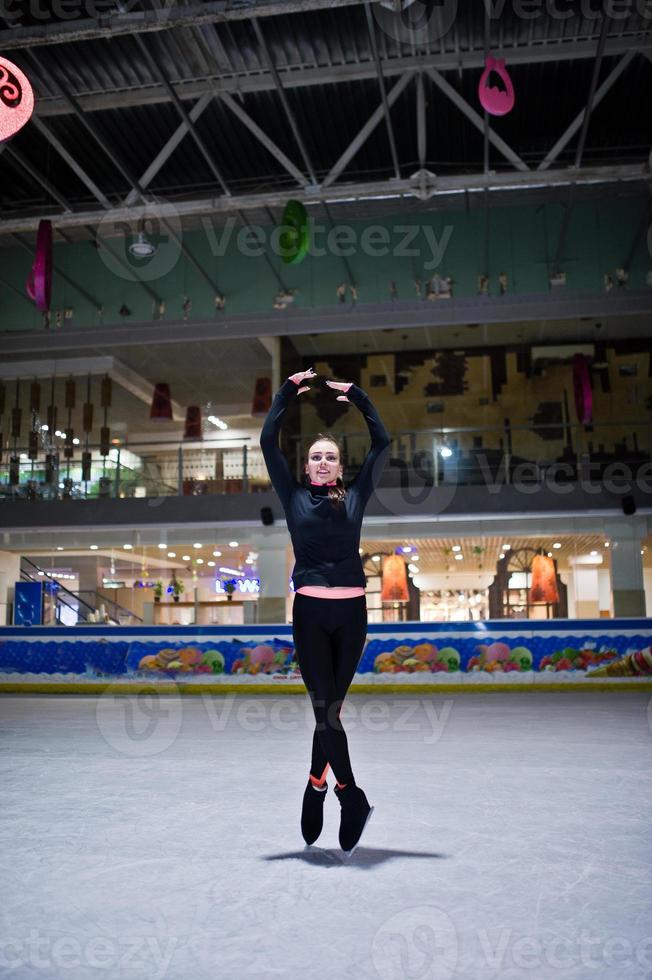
[296,586,365,599]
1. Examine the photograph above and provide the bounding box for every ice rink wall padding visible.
[0,620,651,692]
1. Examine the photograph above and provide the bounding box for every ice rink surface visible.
[1,691,651,980]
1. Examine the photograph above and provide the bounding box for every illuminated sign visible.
[215,578,260,594]
[0,57,34,142]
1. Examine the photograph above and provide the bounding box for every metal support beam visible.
[30,116,112,209]
[3,146,73,212]
[0,164,645,236]
[416,72,426,169]
[124,91,215,206]
[251,17,317,186]
[425,67,529,172]
[13,234,103,313]
[29,39,652,118]
[322,71,415,189]
[131,34,231,197]
[538,52,636,171]
[364,1,400,180]
[552,14,611,275]
[574,15,611,169]
[218,92,309,187]
[0,0,369,48]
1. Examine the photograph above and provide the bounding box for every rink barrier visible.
[0,682,651,695]
[0,618,651,692]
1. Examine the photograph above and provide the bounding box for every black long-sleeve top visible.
[259,379,391,589]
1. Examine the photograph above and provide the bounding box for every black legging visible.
[292,591,368,786]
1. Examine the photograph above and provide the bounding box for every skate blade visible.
[342,805,374,860]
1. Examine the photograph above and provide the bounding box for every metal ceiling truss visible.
[28,39,652,118]
[0,0,369,48]
[1,31,650,239]
[0,165,648,237]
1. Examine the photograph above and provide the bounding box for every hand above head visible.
[288,367,317,395]
[325,378,353,402]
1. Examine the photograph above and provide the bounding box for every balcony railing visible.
[1,420,651,501]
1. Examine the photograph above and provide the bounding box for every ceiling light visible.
[440,446,453,458]
[212,550,222,557]
[167,551,176,558]
[604,541,610,547]
[193,542,202,549]
[207,560,215,567]
[229,541,238,547]
[401,545,412,553]
[454,554,464,560]
[408,563,419,573]
[590,550,598,556]
[547,552,553,557]
[41,424,48,432]
[502,544,511,550]
[553,542,562,549]
[499,553,505,560]
[72,437,80,445]
[56,546,63,551]
[123,544,133,550]
[452,545,461,552]
[158,543,167,550]
[90,545,98,550]
[182,555,191,561]
[371,555,381,562]
[196,558,204,564]
[129,229,157,258]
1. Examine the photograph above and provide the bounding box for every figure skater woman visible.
[260,367,391,854]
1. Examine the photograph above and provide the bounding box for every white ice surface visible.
[1,693,651,980]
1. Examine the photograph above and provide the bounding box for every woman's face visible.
[305,440,343,485]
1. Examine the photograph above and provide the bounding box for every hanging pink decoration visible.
[25,219,53,312]
[0,56,34,142]
[478,56,515,117]
[572,353,593,425]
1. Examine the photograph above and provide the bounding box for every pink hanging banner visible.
[573,353,593,425]
[478,55,515,117]
[25,219,53,313]
[0,56,34,142]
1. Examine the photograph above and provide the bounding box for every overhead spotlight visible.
[129,228,157,258]
[440,446,453,458]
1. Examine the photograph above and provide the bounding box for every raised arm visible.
[330,382,391,502]
[260,370,314,508]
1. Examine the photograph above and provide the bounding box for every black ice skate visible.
[334,782,374,855]
[301,779,328,845]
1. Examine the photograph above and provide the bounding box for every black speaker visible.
[260,506,274,526]
[622,495,636,516]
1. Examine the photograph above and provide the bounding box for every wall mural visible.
[0,624,651,684]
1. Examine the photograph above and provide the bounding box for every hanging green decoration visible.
[279,200,310,266]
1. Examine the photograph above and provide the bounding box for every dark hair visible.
[302,432,346,509]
